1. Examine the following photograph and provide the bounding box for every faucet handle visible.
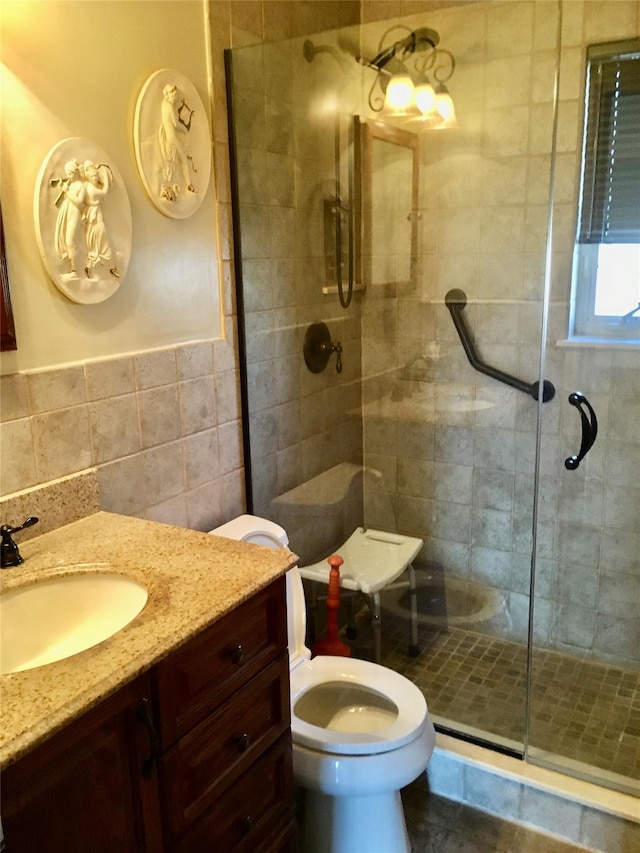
[0,516,39,568]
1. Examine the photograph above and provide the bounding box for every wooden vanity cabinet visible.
[153,576,296,851]
[1,672,164,853]
[1,577,296,853]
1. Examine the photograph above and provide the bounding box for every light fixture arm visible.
[414,47,455,85]
[368,26,440,73]
[433,48,456,84]
[366,67,391,112]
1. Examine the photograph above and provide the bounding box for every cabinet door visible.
[1,674,163,853]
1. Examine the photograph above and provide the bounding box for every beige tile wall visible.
[0,335,243,532]
[221,0,638,667]
[229,21,366,564]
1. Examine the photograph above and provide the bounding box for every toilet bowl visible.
[210,515,436,853]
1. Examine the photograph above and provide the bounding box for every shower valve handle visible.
[321,339,342,373]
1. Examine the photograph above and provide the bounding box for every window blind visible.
[578,40,640,244]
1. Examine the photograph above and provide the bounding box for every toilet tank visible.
[208,515,311,670]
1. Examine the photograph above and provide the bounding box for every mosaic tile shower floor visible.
[342,599,640,784]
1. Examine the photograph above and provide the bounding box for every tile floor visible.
[329,586,640,785]
[402,775,592,852]
[378,611,640,784]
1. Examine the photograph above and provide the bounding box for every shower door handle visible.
[564,392,598,470]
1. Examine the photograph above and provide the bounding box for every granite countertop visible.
[0,511,298,769]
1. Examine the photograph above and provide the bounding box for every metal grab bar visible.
[445,289,555,403]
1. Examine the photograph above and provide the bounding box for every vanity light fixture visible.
[359,25,458,129]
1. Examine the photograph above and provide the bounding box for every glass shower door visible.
[528,327,640,794]
[527,30,640,792]
[355,0,563,759]
[227,1,556,757]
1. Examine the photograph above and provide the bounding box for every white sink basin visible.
[0,572,148,674]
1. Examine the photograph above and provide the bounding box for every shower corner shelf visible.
[322,283,366,296]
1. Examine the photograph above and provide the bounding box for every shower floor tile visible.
[344,605,640,785]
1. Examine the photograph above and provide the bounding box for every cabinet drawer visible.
[255,816,298,853]
[171,733,294,853]
[160,654,291,840]
[154,577,287,745]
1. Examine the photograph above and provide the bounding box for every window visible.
[571,39,640,342]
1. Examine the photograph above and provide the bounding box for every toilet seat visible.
[290,655,428,755]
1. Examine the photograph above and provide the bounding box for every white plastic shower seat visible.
[300,527,423,664]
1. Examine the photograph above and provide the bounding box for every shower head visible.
[303,39,353,73]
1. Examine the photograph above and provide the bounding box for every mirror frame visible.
[1,202,17,351]
[355,116,420,295]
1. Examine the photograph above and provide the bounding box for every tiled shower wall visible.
[359,0,640,669]
[228,5,496,567]
[231,28,366,565]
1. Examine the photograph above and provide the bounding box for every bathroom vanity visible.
[0,512,298,851]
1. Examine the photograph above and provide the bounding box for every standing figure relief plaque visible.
[134,68,212,219]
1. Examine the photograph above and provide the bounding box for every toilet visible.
[210,514,436,853]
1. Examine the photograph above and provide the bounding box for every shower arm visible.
[445,289,555,403]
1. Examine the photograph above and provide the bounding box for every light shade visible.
[382,74,420,117]
[415,81,436,115]
[435,83,456,121]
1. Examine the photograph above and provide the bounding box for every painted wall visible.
[1,0,221,373]
[0,0,361,532]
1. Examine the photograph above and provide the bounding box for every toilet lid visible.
[290,656,429,755]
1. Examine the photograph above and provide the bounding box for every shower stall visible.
[225,0,639,798]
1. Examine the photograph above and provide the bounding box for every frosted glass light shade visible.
[435,85,455,120]
[415,81,436,115]
[383,75,419,116]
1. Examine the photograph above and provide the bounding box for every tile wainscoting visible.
[0,332,244,533]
